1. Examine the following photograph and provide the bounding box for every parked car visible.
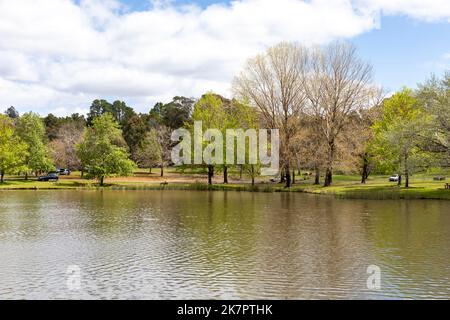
[58,168,71,175]
[389,174,400,182]
[38,173,59,182]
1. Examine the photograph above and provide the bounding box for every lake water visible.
[0,190,449,299]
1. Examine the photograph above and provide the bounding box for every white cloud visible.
[356,0,450,22]
[0,0,449,115]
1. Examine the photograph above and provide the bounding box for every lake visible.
[0,190,449,299]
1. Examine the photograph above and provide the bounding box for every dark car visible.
[38,173,59,182]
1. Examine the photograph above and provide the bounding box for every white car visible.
[389,174,400,182]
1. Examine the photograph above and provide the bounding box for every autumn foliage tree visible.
[49,122,84,170]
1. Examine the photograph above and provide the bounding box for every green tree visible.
[77,113,135,186]
[87,99,113,126]
[87,99,136,127]
[0,115,28,182]
[148,97,194,177]
[417,72,450,164]
[123,114,149,159]
[191,94,260,185]
[372,89,431,187]
[111,100,136,126]
[192,93,228,185]
[43,113,62,141]
[133,129,162,173]
[228,99,260,185]
[44,113,86,142]
[149,96,194,129]
[17,112,54,178]
[67,113,87,128]
[4,106,19,119]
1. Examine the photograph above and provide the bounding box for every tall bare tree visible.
[233,42,307,187]
[297,115,327,185]
[157,125,172,177]
[50,122,84,170]
[302,42,378,186]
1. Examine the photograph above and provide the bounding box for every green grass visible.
[0,179,97,190]
[287,175,450,200]
[314,184,450,200]
[1,173,449,200]
[335,187,450,200]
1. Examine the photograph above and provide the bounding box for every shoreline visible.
[1,180,449,200]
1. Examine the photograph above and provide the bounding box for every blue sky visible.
[354,15,450,91]
[1,0,449,115]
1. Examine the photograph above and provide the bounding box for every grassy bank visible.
[0,171,449,200]
[303,183,450,200]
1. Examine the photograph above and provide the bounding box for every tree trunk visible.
[405,154,409,188]
[283,130,291,188]
[81,170,84,178]
[361,171,367,184]
[149,167,152,174]
[160,164,164,177]
[0,170,4,183]
[223,166,228,184]
[361,153,369,184]
[324,168,333,187]
[297,158,301,175]
[324,141,335,187]
[285,162,291,188]
[208,165,214,185]
[398,174,402,187]
[292,170,295,185]
[239,165,243,180]
[251,165,255,186]
[100,176,104,186]
[280,168,286,183]
[25,172,28,181]
[314,166,320,185]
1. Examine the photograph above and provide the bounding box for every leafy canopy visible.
[0,115,28,178]
[77,113,135,184]
[17,112,54,174]
[371,88,431,176]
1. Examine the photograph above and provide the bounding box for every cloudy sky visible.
[0,0,449,116]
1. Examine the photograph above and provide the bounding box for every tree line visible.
[0,96,195,185]
[233,42,449,188]
[1,41,449,187]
